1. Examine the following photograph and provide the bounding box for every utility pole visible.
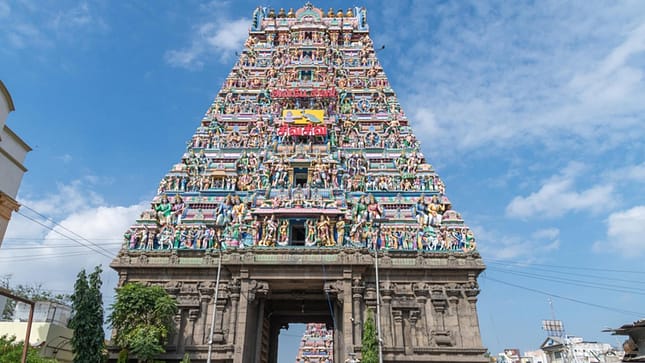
[373,219,385,363]
[206,232,224,363]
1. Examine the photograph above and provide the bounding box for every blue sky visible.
[2,0,645,359]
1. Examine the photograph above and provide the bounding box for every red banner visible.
[277,125,328,136]
[270,89,337,98]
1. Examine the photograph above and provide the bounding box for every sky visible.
[2,0,645,360]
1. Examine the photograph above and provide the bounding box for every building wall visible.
[0,322,73,363]
[0,80,31,246]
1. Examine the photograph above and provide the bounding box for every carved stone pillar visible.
[342,273,354,360]
[392,310,404,350]
[253,298,266,363]
[430,287,447,331]
[446,284,463,347]
[430,286,453,347]
[413,283,430,347]
[199,295,211,344]
[409,310,420,350]
[188,309,200,346]
[228,279,241,347]
[215,294,228,343]
[380,283,394,348]
[172,312,183,349]
[464,282,483,348]
[351,278,365,347]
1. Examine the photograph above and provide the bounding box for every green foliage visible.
[1,274,70,320]
[108,282,178,363]
[361,309,379,363]
[70,266,105,363]
[116,349,128,363]
[0,335,59,363]
[180,352,191,363]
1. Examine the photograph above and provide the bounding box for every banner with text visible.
[282,109,325,125]
[277,125,328,136]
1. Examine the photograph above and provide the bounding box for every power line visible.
[487,267,645,295]
[487,260,645,285]
[14,210,114,259]
[483,276,645,317]
[0,243,121,250]
[485,257,645,275]
[19,203,117,257]
[0,250,111,263]
[3,237,122,241]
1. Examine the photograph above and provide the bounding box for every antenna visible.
[549,297,556,320]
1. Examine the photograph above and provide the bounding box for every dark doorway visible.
[294,167,309,186]
[291,221,306,246]
[265,291,339,363]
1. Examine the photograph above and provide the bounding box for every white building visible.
[524,349,548,363]
[540,336,622,363]
[0,80,31,246]
[0,301,73,363]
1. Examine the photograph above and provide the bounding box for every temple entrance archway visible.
[265,293,337,363]
[111,248,487,363]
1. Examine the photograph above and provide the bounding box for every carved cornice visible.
[0,80,15,112]
[110,248,485,274]
[0,191,20,220]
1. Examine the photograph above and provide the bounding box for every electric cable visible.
[487,260,645,285]
[485,257,645,275]
[483,276,645,316]
[19,203,117,257]
[487,267,645,294]
[14,210,114,259]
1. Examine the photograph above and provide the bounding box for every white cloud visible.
[610,162,645,183]
[570,22,645,103]
[377,2,645,159]
[506,163,615,219]
[165,17,249,70]
[51,2,93,31]
[0,1,107,53]
[0,179,147,299]
[0,2,10,18]
[593,206,645,257]
[477,226,560,261]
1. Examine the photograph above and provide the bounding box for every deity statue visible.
[366,193,383,221]
[413,195,429,226]
[277,219,289,246]
[316,215,333,246]
[155,196,172,226]
[171,195,186,224]
[305,219,317,247]
[352,195,368,223]
[250,216,262,245]
[334,216,346,246]
[215,195,234,226]
[261,215,278,246]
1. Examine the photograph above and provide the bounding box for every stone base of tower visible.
[109,248,487,363]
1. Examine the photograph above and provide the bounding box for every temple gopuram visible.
[111,4,487,363]
[295,323,334,362]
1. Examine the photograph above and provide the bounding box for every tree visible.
[361,309,378,363]
[69,266,105,363]
[0,335,59,363]
[108,282,178,363]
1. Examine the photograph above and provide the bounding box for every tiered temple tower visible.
[111,4,487,363]
[295,323,334,362]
